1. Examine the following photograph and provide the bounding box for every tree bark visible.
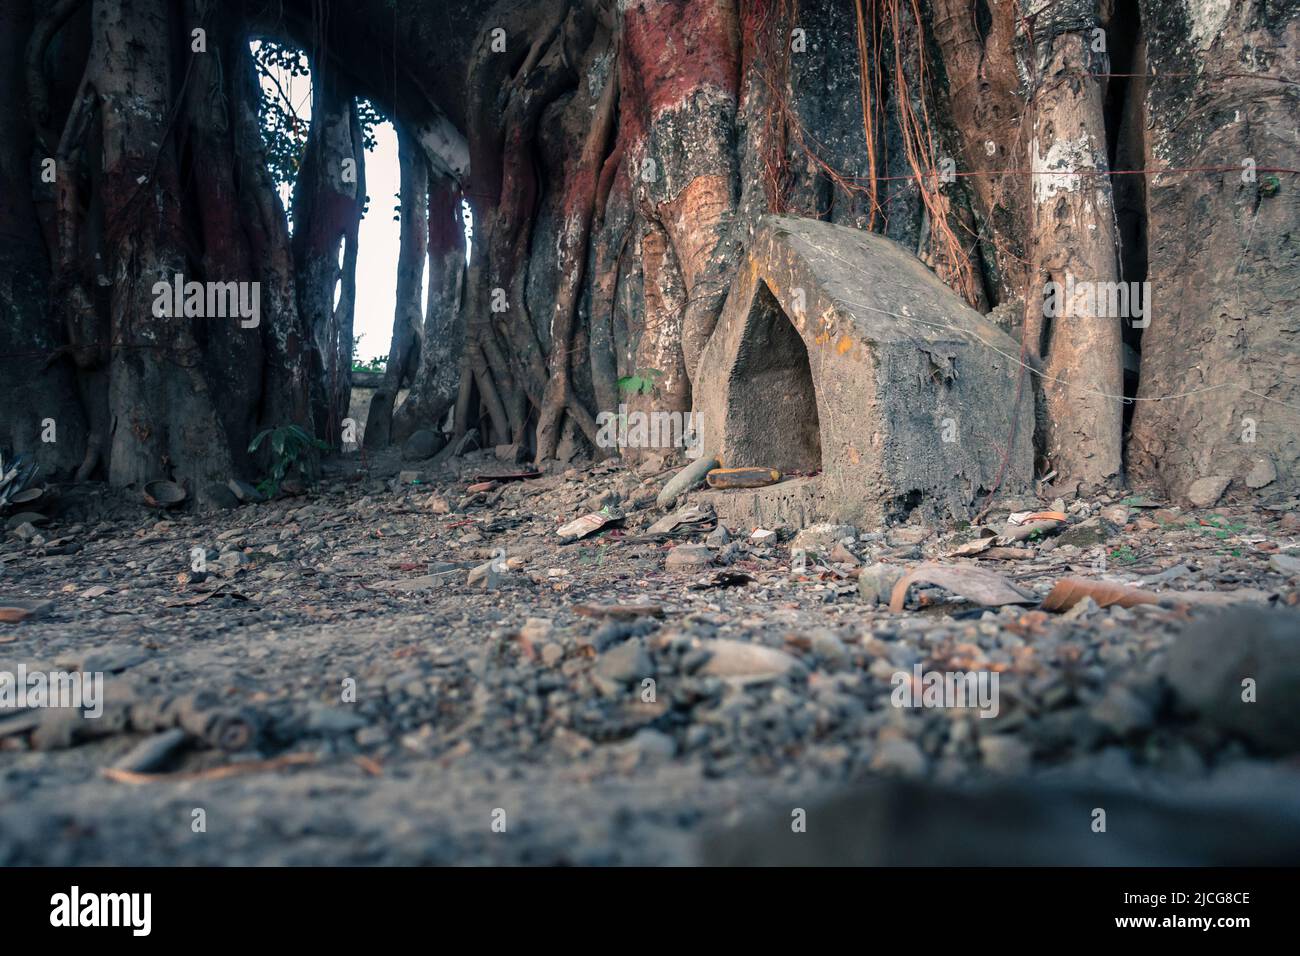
[622,0,742,387]
[6,0,1295,505]
[95,0,235,501]
[1127,0,1299,498]
[1018,1,1124,491]
[181,0,264,474]
[291,68,361,443]
[365,125,428,450]
[392,172,465,445]
[929,0,1027,302]
[534,35,620,462]
[0,0,88,479]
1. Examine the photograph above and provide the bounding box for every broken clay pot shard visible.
[1040,577,1161,612]
[706,467,781,489]
[889,564,1037,612]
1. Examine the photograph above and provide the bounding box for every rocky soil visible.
[2,450,1299,865]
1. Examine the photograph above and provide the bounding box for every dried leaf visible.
[1040,577,1161,612]
[950,537,994,556]
[0,599,51,623]
[889,564,1037,612]
[353,755,384,776]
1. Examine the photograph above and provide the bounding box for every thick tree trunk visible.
[0,0,87,479]
[587,141,632,421]
[181,0,264,475]
[95,0,236,500]
[8,0,1295,506]
[291,71,361,443]
[365,126,428,450]
[1127,0,1299,499]
[622,0,741,387]
[1019,1,1124,491]
[392,173,465,446]
[534,35,620,462]
[929,0,1027,302]
[627,220,691,461]
[232,49,316,441]
[331,106,365,438]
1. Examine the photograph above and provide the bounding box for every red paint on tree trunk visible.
[622,0,741,120]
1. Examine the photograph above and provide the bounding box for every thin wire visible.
[800,241,1299,410]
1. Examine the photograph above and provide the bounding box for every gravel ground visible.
[2,451,1299,865]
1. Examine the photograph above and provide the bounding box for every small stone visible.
[870,738,927,777]
[1089,684,1155,736]
[1246,459,1277,489]
[886,526,927,547]
[386,574,443,592]
[1056,517,1113,548]
[203,483,240,509]
[228,479,265,503]
[978,734,1032,775]
[810,630,850,668]
[1268,554,1300,576]
[699,639,798,680]
[792,523,856,553]
[356,726,389,748]
[1062,595,1100,620]
[636,452,666,475]
[540,643,564,667]
[552,728,595,759]
[1164,607,1300,753]
[829,542,859,565]
[520,618,553,642]
[306,706,368,734]
[858,563,903,605]
[1099,504,1130,526]
[467,560,503,588]
[402,429,445,461]
[1187,475,1231,508]
[665,544,713,570]
[594,640,652,683]
[627,728,677,761]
